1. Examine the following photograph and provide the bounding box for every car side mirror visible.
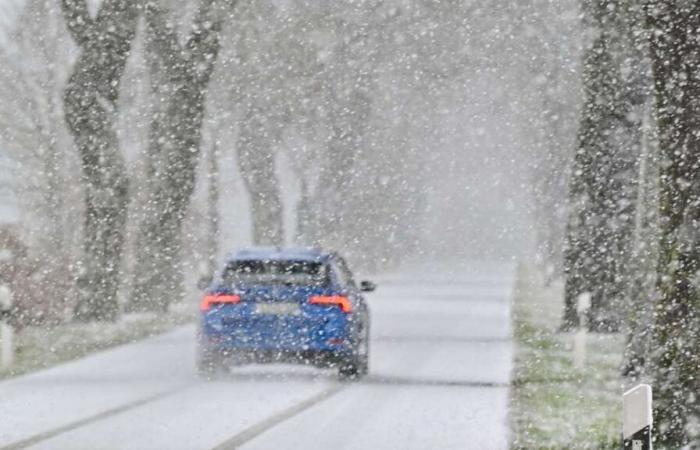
[197,275,212,290]
[360,280,376,293]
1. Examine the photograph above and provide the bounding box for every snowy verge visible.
[0,301,195,380]
[509,263,622,449]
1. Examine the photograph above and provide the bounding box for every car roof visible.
[226,247,331,263]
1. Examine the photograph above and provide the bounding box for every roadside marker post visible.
[0,284,14,369]
[623,384,652,450]
[573,292,591,369]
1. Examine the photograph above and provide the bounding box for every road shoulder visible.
[509,263,622,449]
[0,302,194,380]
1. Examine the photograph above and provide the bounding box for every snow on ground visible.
[0,262,514,450]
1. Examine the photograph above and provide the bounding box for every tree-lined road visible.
[0,263,514,450]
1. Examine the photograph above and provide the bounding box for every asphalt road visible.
[0,262,514,450]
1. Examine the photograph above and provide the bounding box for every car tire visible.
[196,348,224,379]
[338,314,370,379]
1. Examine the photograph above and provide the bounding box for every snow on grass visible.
[0,301,195,379]
[510,264,623,449]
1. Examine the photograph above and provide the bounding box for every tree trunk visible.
[562,32,618,331]
[237,105,284,246]
[61,0,139,321]
[305,86,372,252]
[130,0,223,311]
[308,127,358,249]
[645,1,700,445]
[562,0,640,332]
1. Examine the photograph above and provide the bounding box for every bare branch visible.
[184,0,234,81]
[59,0,94,46]
[94,0,140,35]
[145,1,185,77]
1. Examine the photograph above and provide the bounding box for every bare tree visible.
[295,9,378,256]
[562,0,643,332]
[130,0,228,311]
[225,1,289,247]
[236,104,285,246]
[305,53,374,253]
[61,0,139,321]
[645,1,700,445]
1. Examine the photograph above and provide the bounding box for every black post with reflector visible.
[623,384,652,450]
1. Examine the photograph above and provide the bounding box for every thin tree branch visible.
[60,0,94,46]
[185,0,235,81]
[94,0,140,37]
[145,0,185,78]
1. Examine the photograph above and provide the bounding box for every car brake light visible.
[309,295,352,313]
[200,294,241,311]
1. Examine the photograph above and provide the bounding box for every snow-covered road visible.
[0,263,514,450]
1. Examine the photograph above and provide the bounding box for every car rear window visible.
[222,260,328,286]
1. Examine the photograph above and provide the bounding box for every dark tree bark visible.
[237,104,284,246]
[645,1,700,445]
[562,0,640,332]
[61,0,139,321]
[130,0,225,311]
[300,34,374,253]
[310,89,372,251]
[563,31,621,331]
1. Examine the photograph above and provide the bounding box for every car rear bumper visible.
[199,347,351,367]
[200,332,352,352]
[199,313,354,354]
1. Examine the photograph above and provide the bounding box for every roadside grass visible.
[510,263,624,449]
[0,302,195,379]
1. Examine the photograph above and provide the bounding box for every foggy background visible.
[0,0,582,320]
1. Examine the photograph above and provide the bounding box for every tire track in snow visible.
[0,383,194,450]
[211,384,346,450]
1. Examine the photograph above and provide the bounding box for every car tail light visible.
[200,294,241,311]
[309,295,352,313]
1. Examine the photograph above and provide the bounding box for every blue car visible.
[197,247,375,378]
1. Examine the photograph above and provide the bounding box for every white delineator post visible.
[623,384,652,450]
[0,284,14,369]
[573,292,591,369]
